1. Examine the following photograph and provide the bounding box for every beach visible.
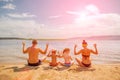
[0,40,120,80]
[0,0,120,79]
[0,63,120,80]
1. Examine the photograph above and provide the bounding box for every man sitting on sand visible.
[74,40,98,67]
[22,39,48,66]
[47,49,60,67]
[59,48,74,67]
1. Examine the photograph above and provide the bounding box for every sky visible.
[0,0,120,39]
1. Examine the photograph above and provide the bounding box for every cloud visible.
[74,13,120,25]
[0,17,65,38]
[66,11,80,15]
[1,3,16,10]
[67,4,99,16]
[0,13,120,39]
[0,0,13,2]
[7,13,36,18]
[0,17,44,38]
[55,13,120,38]
[49,15,61,19]
[85,4,99,14]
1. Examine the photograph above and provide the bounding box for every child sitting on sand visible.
[47,49,60,67]
[59,48,74,67]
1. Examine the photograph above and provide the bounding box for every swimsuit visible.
[82,62,91,67]
[64,63,71,67]
[50,62,58,67]
[82,54,90,58]
[28,60,41,66]
[82,54,91,67]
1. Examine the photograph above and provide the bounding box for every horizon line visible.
[0,35,120,40]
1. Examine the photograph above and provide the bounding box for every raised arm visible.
[22,42,28,54]
[39,43,49,54]
[57,51,63,58]
[70,56,73,60]
[47,51,51,57]
[91,44,98,55]
[74,44,82,55]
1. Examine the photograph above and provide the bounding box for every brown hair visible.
[82,40,87,44]
[63,48,70,53]
[32,39,38,44]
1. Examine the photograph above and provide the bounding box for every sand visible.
[0,63,120,80]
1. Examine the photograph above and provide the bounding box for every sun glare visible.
[86,4,99,14]
[75,4,99,23]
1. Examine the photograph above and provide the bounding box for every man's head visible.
[63,48,70,54]
[82,40,88,48]
[32,39,38,45]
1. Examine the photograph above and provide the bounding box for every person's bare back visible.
[60,48,73,67]
[63,52,72,63]
[74,40,98,67]
[22,39,48,66]
[27,46,40,63]
[47,50,59,66]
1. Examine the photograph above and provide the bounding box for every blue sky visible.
[0,0,120,38]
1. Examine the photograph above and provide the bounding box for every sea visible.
[0,39,120,64]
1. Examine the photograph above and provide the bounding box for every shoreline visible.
[0,63,120,80]
[0,61,120,65]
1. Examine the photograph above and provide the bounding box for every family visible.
[22,39,98,67]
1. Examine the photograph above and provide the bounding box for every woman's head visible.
[82,40,88,48]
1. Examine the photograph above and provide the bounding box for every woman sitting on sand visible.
[74,40,98,67]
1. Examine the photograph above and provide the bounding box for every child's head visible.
[63,48,70,54]
[51,49,56,54]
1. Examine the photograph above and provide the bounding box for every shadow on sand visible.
[43,66,70,71]
[68,66,96,72]
[43,65,96,72]
[3,64,39,72]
